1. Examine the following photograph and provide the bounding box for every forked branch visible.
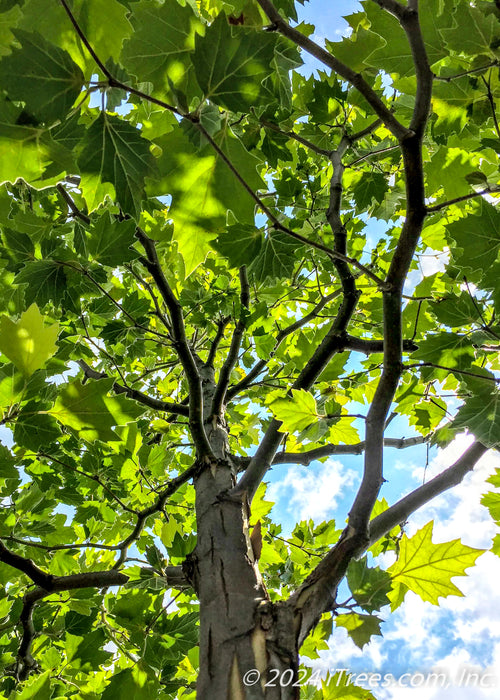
[287,439,488,647]
[211,267,250,417]
[255,0,410,140]
[136,229,214,460]
[233,132,361,499]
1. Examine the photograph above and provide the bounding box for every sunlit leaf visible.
[388,521,484,605]
[272,389,318,433]
[0,303,58,378]
[51,378,144,441]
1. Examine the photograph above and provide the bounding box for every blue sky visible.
[260,2,500,697]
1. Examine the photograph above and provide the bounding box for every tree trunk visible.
[191,462,299,699]
[187,367,300,699]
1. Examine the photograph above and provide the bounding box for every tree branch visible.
[482,74,500,139]
[38,451,139,516]
[4,536,126,552]
[232,435,428,469]
[112,460,200,567]
[346,336,418,354]
[196,122,388,288]
[61,0,181,117]
[350,118,383,141]
[125,263,173,334]
[255,0,410,140]
[399,6,433,134]
[206,317,230,368]
[0,540,53,589]
[367,441,488,545]
[286,439,487,647]
[371,0,407,20]
[405,362,500,383]
[260,118,332,157]
[135,229,215,460]
[14,568,130,680]
[226,289,341,401]
[347,1,433,535]
[233,135,361,500]
[61,3,387,290]
[433,60,499,82]
[274,435,427,464]
[426,186,500,213]
[211,266,250,417]
[77,360,190,416]
[56,183,90,224]
[348,144,400,167]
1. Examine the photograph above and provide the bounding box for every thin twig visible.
[433,60,499,82]
[426,186,500,213]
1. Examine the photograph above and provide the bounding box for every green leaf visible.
[388,521,484,605]
[121,0,202,100]
[492,533,500,558]
[335,612,383,649]
[0,364,22,417]
[66,628,112,669]
[250,230,302,281]
[0,304,59,377]
[143,611,198,665]
[1,226,36,267]
[0,118,74,185]
[346,557,392,613]
[454,379,500,448]
[272,389,318,433]
[441,3,500,57]
[351,171,388,210]
[411,332,475,372]
[300,617,333,659]
[365,0,452,76]
[430,292,482,328]
[426,146,478,200]
[431,77,477,134]
[78,112,157,219]
[87,212,138,267]
[268,37,302,111]
[64,610,96,636]
[481,491,500,522]
[102,668,160,700]
[0,444,18,480]
[150,124,264,275]
[11,670,52,699]
[50,378,144,441]
[0,4,23,59]
[192,14,276,112]
[14,402,61,451]
[446,201,500,281]
[16,0,133,73]
[326,24,384,74]
[0,30,83,124]
[15,260,68,307]
[213,223,263,268]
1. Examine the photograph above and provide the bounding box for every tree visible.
[0,0,499,696]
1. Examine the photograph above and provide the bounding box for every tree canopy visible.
[0,0,499,698]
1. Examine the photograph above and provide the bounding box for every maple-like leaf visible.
[388,521,484,607]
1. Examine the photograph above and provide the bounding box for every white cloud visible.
[267,459,356,523]
[407,435,500,548]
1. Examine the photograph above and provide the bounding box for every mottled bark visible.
[190,369,299,699]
